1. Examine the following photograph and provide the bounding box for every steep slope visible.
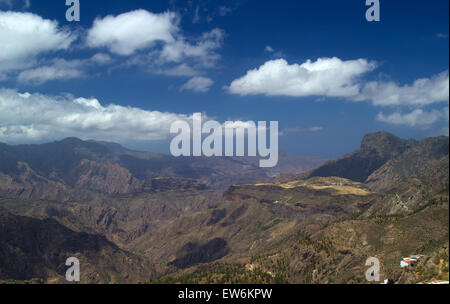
[0,208,154,284]
[153,174,449,284]
[398,243,449,284]
[151,133,449,284]
[0,179,221,249]
[0,176,375,276]
[366,136,449,192]
[125,176,377,276]
[361,136,449,216]
[0,132,447,284]
[306,132,415,182]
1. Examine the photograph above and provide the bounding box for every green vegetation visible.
[150,263,288,284]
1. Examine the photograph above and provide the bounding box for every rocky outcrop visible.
[306,132,415,182]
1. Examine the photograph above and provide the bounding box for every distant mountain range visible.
[0,132,448,284]
[0,137,326,198]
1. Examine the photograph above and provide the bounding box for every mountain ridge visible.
[0,132,448,284]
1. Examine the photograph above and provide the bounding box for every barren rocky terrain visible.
[0,132,448,284]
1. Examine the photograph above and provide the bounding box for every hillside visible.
[0,138,272,196]
[306,132,416,182]
[148,133,449,284]
[0,208,154,284]
[0,132,448,284]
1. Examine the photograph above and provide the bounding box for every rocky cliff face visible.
[366,136,449,192]
[306,132,416,182]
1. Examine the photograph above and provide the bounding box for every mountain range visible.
[0,132,448,284]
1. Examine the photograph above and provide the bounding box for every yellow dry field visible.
[254,177,371,196]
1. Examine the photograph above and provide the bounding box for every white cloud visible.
[284,126,324,133]
[17,54,114,84]
[0,9,222,83]
[0,0,29,8]
[228,57,449,132]
[17,59,84,84]
[86,9,224,74]
[265,46,274,52]
[87,9,178,56]
[181,77,213,92]
[159,28,224,68]
[360,71,449,107]
[376,107,448,128]
[228,57,376,98]
[436,33,449,39]
[91,53,113,65]
[115,28,224,76]
[155,63,199,77]
[0,11,75,72]
[0,89,191,143]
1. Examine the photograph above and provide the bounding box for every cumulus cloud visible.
[0,9,222,83]
[113,29,224,76]
[0,11,75,72]
[0,89,264,145]
[227,56,449,131]
[87,10,178,56]
[86,9,224,74]
[180,76,213,92]
[0,89,191,143]
[228,57,376,98]
[228,57,448,108]
[360,71,449,107]
[376,107,449,128]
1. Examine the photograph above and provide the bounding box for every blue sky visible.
[0,0,448,158]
